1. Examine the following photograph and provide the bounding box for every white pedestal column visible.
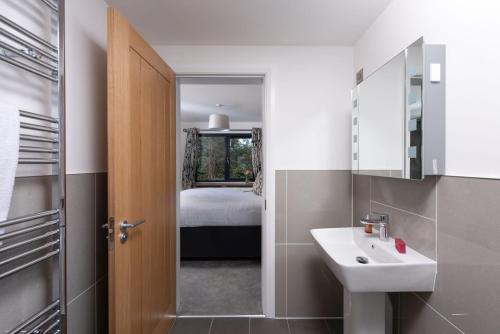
[344,289,391,334]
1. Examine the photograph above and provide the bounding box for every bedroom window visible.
[197,134,254,182]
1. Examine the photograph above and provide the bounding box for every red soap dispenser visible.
[395,238,406,254]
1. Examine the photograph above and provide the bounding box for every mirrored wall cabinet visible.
[352,38,445,180]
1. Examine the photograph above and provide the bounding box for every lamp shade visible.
[208,114,230,130]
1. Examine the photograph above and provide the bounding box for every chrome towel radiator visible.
[0,1,66,333]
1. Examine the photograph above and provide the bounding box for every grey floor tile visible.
[250,318,289,334]
[210,318,249,334]
[169,318,212,334]
[288,319,329,334]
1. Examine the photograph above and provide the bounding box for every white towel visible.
[0,105,19,220]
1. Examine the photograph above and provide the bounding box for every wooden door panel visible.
[108,8,176,334]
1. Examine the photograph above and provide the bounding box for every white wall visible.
[157,46,354,171]
[354,0,500,179]
[65,0,108,174]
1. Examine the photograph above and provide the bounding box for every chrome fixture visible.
[360,213,389,241]
[119,219,146,244]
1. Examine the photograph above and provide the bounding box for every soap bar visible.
[395,238,406,254]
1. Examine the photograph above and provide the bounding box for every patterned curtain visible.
[182,128,200,189]
[251,128,263,195]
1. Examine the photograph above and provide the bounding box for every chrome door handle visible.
[119,219,146,244]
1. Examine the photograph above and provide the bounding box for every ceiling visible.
[105,0,392,46]
[180,80,263,123]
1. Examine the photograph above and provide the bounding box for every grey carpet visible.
[179,260,262,315]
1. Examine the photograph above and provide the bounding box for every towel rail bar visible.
[0,249,59,280]
[40,0,58,12]
[6,300,59,334]
[21,121,59,134]
[0,219,59,241]
[43,319,61,333]
[0,240,59,267]
[0,15,58,52]
[0,230,59,253]
[0,210,59,228]
[19,110,59,124]
[0,27,58,63]
[0,53,58,82]
[25,310,60,334]
[0,41,58,72]
[18,158,59,164]
[20,134,59,143]
[19,146,59,154]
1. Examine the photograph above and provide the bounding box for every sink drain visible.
[356,256,369,264]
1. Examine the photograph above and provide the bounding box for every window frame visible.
[195,133,254,183]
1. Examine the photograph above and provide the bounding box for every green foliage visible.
[196,135,253,182]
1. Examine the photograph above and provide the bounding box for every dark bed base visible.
[180,226,261,259]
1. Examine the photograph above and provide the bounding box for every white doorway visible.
[175,75,268,316]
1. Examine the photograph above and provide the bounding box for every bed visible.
[180,187,262,259]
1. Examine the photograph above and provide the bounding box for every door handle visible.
[119,219,146,244]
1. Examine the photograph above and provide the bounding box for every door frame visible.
[175,72,274,317]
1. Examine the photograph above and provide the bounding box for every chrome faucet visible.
[360,213,389,241]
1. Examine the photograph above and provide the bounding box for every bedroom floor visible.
[179,260,262,315]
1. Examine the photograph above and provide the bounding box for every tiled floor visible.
[169,317,343,334]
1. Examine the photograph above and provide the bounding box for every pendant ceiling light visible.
[208,114,230,130]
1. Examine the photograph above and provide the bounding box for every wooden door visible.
[107,8,176,334]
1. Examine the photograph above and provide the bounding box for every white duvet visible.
[180,187,262,227]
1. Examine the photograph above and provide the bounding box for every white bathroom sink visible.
[310,227,436,292]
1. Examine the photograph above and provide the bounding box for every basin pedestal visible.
[344,289,392,334]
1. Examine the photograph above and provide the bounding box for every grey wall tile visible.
[275,171,287,244]
[275,245,287,317]
[287,170,351,243]
[66,173,96,301]
[352,175,370,227]
[67,285,96,334]
[250,318,289,334]
[286,245,343,317]
[421,176,500,334]
[288,319,330,334]
[371,202,436,260]
[372,176,437,219]
[399,293,462,334]
[95,173,108,281]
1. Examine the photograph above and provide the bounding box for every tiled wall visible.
[66,173,108,333]
[353,174,500,334]
[275,170,351,320]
